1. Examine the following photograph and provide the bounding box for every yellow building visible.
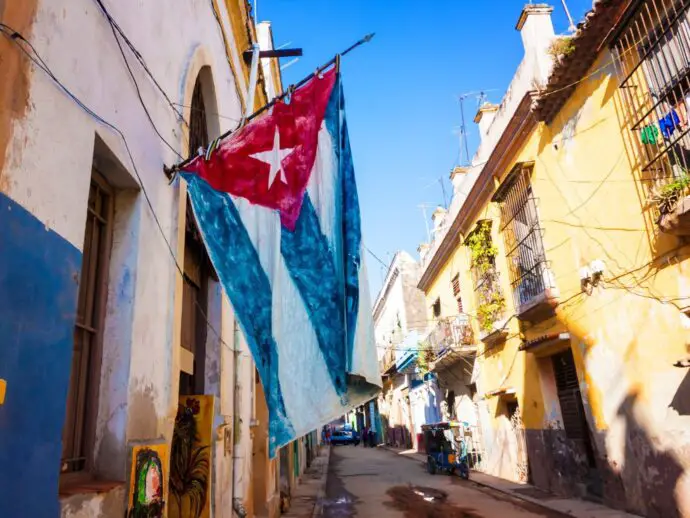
[418,2,690,517]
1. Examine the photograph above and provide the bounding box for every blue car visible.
[330,428,360,446]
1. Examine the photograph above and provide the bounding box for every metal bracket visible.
[242,48,302,63]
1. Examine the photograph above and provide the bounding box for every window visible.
[493,163,552,311]
[451,274,464,313]
[62,170,113,473]
[179,74,213,396]
[189,76,209,156]
[613,0,690,205]
[179,235,210,395]
[432,298,441,318]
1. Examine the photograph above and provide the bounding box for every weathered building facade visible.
[374,251,438,450]
[419,1,690,516]
[0,1,316,517]
[418,3,556,482]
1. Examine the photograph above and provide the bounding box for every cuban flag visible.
[181,69,380,455]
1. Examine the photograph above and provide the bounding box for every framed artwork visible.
[169,395,215,518]
[127,442,169,518]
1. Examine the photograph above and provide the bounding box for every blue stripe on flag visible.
[182,173,294,453]
[324,74,362,371]
[340,117,361,371]
[280,194,347,394]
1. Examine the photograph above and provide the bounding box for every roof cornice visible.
[417,92,538,292]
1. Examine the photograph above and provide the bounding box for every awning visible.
[674,358,690,368]
[395,331,421,371]
[483,387,516,399]
[520,332,570,353]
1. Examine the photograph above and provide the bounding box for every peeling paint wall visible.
[59,486,125,518]
[0,0,38,194]
[0,0,255,515]
[468,49,690,517]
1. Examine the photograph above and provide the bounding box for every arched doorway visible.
[170,66,221,518]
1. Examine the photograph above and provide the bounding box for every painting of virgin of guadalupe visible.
[128,444,169,518]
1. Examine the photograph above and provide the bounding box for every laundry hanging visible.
[659,109,681,139]
[180,69,380,456]
[641,124,659,145]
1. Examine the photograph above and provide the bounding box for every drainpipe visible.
[231,320,246,518]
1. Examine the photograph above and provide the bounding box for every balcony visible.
[380,346,396,377]
[610,0,690,236]
[511,259,558,322]
[493,162,558,323]
[425,316,476,372]
[657,190,690,236]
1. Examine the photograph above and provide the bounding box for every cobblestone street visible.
[322,446,569,518]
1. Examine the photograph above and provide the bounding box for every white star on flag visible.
[250,127,295,189]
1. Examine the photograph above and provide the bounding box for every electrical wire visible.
[94,0,184,160]
[92,0,189,127]
[0,23,237,353]
[172,102,243,123]
[364,246,389,269]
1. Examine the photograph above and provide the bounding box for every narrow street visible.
[323,446,567,518]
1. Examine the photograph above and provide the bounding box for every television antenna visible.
[456,89,499,165]
[417,204,434,243]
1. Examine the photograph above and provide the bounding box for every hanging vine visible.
[466,221,505,332]
[416,341,434,375]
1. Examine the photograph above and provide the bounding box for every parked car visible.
[330,428,360,446]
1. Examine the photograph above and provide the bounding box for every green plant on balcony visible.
[652,173,690,216]
[467,221,506,333]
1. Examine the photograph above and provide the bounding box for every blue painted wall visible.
[0,193,82,518]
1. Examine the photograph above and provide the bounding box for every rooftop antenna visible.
[456,89,500,165]
[417,204,433,243]
[457,94,471,165]
[438,178,449,208]
[561,0,577,33]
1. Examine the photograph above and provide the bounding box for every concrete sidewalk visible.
[379,446,642,518]
[281,445,331,518]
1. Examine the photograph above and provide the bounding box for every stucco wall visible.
[374,252,428,360]
[0,193,82,518]
[0,0,255,515]
[469,50,690,516]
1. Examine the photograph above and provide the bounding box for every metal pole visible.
[561,0,576,32]
[459,97,470,165]
[167,33,375,174]
[245,44,261,119]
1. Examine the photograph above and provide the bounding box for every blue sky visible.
[261,0,594,296]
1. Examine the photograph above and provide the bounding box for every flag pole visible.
[165,32,375,177]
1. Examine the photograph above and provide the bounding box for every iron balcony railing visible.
[424,316,475,360]
[495,163,556,314]
[613,0,690,215]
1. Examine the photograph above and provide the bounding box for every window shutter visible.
[451,275,460,296]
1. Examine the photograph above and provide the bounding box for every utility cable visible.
[95,1,184,160]
[0,24,236,353]
[92,0,189,127]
